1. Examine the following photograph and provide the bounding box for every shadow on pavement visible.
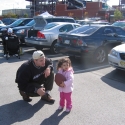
[0,99,45,125]
[101,69,125,92]
[40,110,69,125]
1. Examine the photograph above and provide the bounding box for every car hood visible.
[114,44,125,53]
[33,16,47,30]
[12,26,32,30]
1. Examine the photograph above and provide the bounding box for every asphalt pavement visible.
[0,44,125,125]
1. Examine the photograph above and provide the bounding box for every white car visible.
[108,44,125,70]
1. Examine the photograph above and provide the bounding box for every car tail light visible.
[58,36,63,43]
[77,40,83,46]
[37,31,45,38]
[72,39,87,46]
[73,39,77,44]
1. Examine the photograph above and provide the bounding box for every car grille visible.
[120,53,125,60]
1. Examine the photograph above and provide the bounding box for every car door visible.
[102,27,120,50]
[113,27,125,43]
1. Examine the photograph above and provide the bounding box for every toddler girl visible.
[56,57,74,112]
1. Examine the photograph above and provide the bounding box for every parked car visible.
[91,20,111,25]
[12,20,35,43]
[1,18,17,25]
[112,21,125,30]
[108,43,125,71]
[0,18,33,38]
[55,25,125,63]
[76,19,94,25]
[25,22,81,53]
[0,20,6,27]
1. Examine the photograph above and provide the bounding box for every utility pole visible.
[34,0,35,16]
[52,0,53,15]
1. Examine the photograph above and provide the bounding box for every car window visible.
[46,18,52,23]
[51,18,64,22]
[45,18,75,23]
[59,24,73,32]
[44,23,59,29]
[74,24,81,28]
[80,27,99,34]
[26,20,35,26]
[10,19,24,27]
[19,19,32,26]
[114,27,125,35]
[103,28,114,34]
[64,19,75,23]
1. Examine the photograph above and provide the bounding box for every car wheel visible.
[50,40,58,54]
[94,47,107,63]
[35,47,43,50]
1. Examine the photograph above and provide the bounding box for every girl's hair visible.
[56,57,72,70]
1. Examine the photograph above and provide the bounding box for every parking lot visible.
[0,43,125,125]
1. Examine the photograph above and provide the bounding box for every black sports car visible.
[55,25,125,63]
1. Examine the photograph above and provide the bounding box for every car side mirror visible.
[114,33,118,37]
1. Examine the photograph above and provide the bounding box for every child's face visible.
[62,62,69,71]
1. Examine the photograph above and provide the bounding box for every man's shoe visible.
[41,93,55,103]
[19,91,32,102]
[23,97,32,102]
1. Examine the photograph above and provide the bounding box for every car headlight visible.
[16,29,25,34]
[110,49,118,57]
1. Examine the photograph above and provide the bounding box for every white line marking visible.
[74,65,110,73]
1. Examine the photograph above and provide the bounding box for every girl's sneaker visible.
[65,108,71,112]
[58,106,63,110]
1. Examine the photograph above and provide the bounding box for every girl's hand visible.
[60,82,65,87]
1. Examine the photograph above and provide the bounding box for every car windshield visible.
[69,25,99,34]
[112,22,125,27]
[44,23,59,30]
[26,20,35,26]
[10,19,24,27]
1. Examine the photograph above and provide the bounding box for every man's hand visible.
[37,87,45,96]
[44,67,51,78]
[60,82,65,88]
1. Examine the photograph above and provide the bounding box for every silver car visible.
[108,43,125,71]
[25,22,81,53]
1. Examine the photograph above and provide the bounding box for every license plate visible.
[120,61,125,67]
[64,40,70,44]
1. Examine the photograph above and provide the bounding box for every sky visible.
[107,0,119,6]
[0,0,30,15]
[0,0,120,15]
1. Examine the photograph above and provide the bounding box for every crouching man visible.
[15,50,55,103]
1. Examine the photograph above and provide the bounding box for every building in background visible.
[2,9,31,17]
[25,0,124,22]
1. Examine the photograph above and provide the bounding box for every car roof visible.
[46,22,80,25]
[82,24,120,28]
[43,16,74,19]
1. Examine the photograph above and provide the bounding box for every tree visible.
[114,9,123,21]
[23,13,28,18]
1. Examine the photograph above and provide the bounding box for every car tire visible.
[35,47,43,50]
[50,40,58,54]
[93,47,107,64]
